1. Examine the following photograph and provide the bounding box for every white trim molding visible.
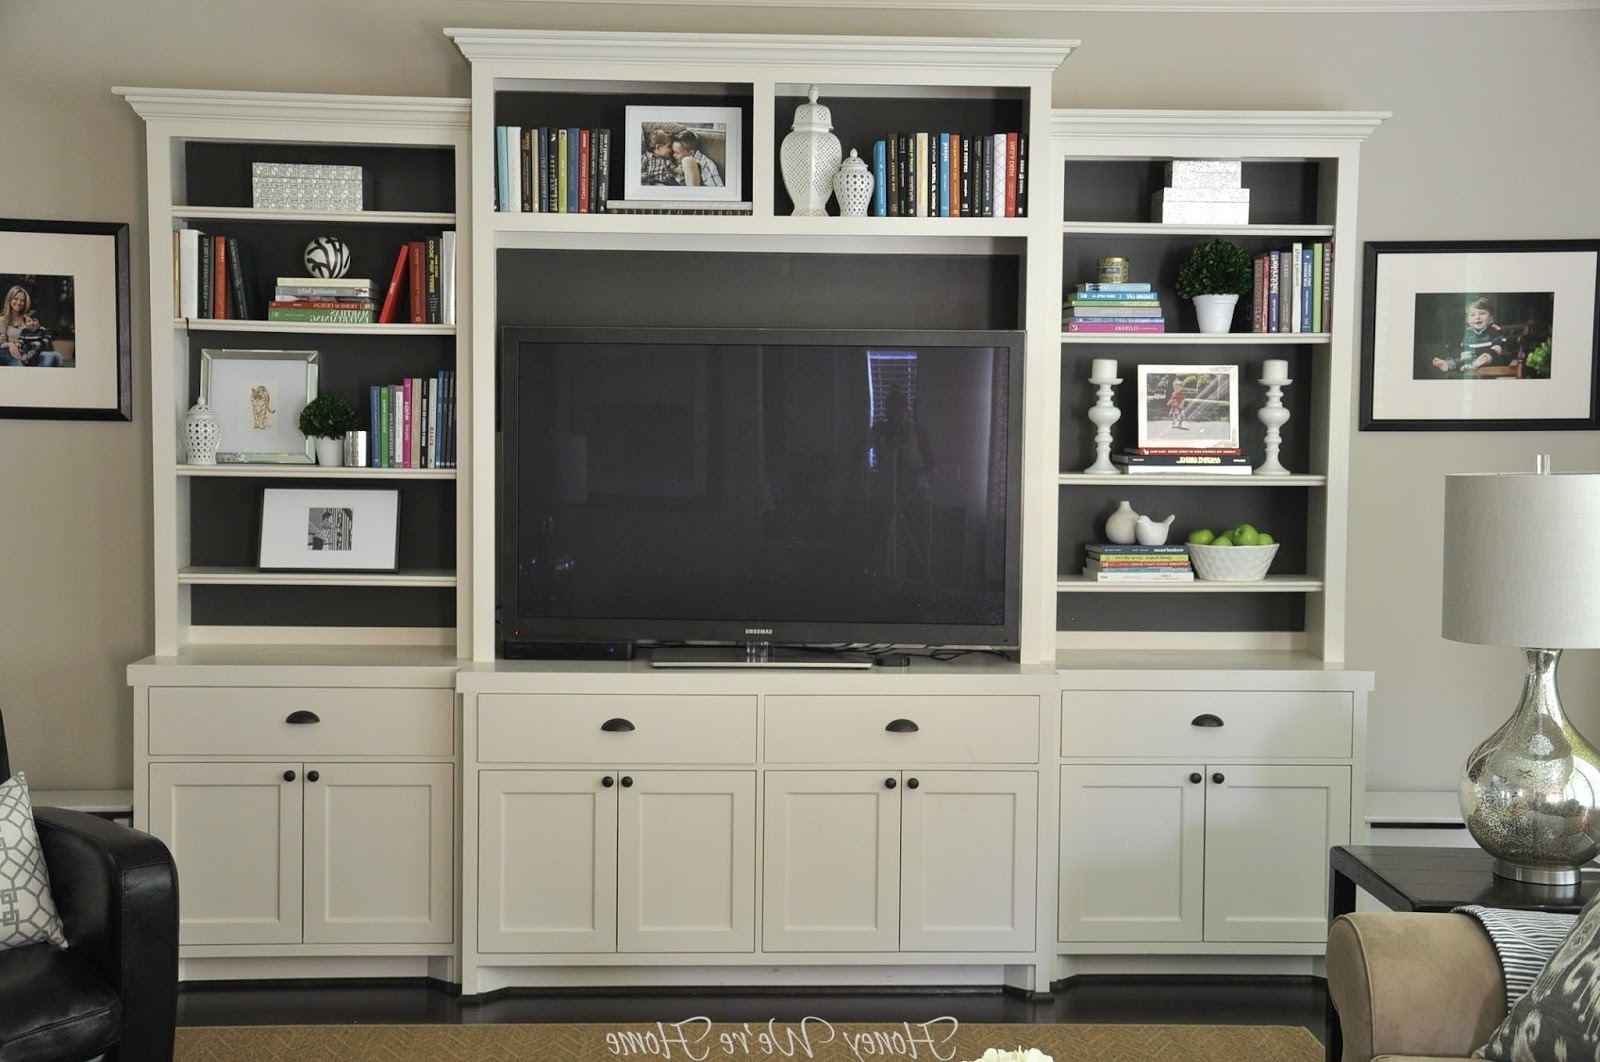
[453,0,1597,10]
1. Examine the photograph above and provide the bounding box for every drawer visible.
[476,694,756,764]
[1062,691,1352,760]
[147,687,454,758]
[765,696,1039,764]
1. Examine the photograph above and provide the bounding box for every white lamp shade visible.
[1442,471,1600,648]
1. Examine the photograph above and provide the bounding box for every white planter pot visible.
[314,437,345,466]
[1193,293,1240,334]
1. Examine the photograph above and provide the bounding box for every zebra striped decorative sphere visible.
[303,236,352,278]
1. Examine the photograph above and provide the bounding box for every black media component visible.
[501,640,637,661]
[497,326,1025,657]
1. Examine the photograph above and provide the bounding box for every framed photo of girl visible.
[1359,239,1600,431]
[0,218,132,421]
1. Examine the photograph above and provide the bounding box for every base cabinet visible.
[149,760,454,947]
[1057,763,1351,945]
[478,769,756,954]
[763,770,1037,953]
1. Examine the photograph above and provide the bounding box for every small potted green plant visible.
[297,392,361,466]
[1175,238,1254,334]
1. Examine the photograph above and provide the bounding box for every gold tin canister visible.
[1097,257,1130,284]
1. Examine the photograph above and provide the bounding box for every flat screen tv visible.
[498,326,1023,660]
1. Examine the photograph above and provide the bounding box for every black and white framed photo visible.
[0,218,131,420]
[1135,363,1240,449]
[1360,240,1600,431]
[623,105,743,203]
[199,348,318,462]
[258,488,399,572]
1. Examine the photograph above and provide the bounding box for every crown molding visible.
[452,0,1596,9]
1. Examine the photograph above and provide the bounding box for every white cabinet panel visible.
[477,694,756,764]
[766,697,1039,764]
[1063,692,1353,760]
[148,687,454,758]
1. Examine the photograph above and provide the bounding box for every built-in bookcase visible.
[116,89,470,655]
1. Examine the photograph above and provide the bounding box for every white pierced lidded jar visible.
[780,85,842,217]
[184,401,221,464]
[833,149,874,217]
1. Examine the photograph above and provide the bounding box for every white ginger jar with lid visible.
[184,401,221,465]
[781,86,842,217]
[833,149,874,217]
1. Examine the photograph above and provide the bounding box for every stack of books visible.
[266,277,375,324]
[1249,242,1333,334]
[1063,282,1165,334]
[1111,446,1252,476]
[1083,543,1195,582]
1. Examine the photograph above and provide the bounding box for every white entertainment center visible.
[121,29,1383,992]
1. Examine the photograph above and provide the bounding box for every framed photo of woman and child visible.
[623,105,744,204]
[1359,240,1600,431]
[0,218,131,421]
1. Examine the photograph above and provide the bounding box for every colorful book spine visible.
[1070,292,1161,303]
[1300,243,1315,333]
[872,140,887,217]
[264,307,374,323]
[1078,282,1153,293]
[1065,321,1166,333]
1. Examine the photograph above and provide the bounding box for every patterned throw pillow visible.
[1475,890,1600,1061]
[0,772,68,950]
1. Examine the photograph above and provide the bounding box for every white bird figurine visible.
[1135,513,1176,545]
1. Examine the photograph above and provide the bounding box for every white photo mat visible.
[1134,363,1240,449]
[0,221,130,419]
[258,488,399,572]
[200,349,318,462]
[1361,242,1599,430]
[623,105,743,202]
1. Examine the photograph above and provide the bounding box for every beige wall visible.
[1,2,1596,791]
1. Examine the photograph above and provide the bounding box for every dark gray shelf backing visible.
[497,250,1022,331]
[1058,484,1310,573]
[190,585,455,629]
[1057,592,1306,633]
[1061,160,1326,226]
[183,142,456,213]
[188,478,455,570]
[1058,350,1316,471]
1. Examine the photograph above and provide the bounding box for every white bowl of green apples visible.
[1185,524,1279,581]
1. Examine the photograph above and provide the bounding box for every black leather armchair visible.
[0,713,179,1062]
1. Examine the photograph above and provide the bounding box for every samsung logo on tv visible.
[744,628,774,636]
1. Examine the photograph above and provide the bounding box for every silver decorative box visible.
[251,162,365,212]
[1154,198,1251,225]
[1164,159,1243,190]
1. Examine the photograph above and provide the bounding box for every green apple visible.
[1211,533,1235,547]
[1231,524,1260,546]
[1186,528,1215,545]
[1257,532,1274,545]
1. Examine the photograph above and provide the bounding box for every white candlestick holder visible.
[1084,373,1123,474]
[1256,376,1292,475]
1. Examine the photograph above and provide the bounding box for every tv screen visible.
[498,327,1023,655]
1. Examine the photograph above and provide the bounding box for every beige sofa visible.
[1326,912,1505,1062]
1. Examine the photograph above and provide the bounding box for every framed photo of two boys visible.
[0,218,132,421]
[1359,239,1600,431]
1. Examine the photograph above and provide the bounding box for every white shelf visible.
[487,212,1032,240]
[176,318,455,336]
[178,464,456,480]
[1057,575,1322,593]
[1057,472,1326,486]
[1060,332,1330,345]
[174,207,455,226]
[178,566,456,587]
[1061,222,1335,238]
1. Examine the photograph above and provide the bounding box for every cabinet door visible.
[478,770,617,953]
[617,771,755,953]
[1203,764,1352,943]
[148,762,302,946]
[302,762,454,945]
[901,771,1037,952]
[763,771,899,952]
[1058,764,1204,943]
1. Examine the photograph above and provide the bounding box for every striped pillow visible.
[1457,903,1581,1008]
[1468,893,1600,1061]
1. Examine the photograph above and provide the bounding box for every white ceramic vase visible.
[780,86,842,217]
[833,149,874,217]
[1104,500,1140,544]
[1193,293,1240,334]
[314,437,345,467]
[183,401,221,465]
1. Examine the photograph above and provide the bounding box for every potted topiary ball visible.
[297,392,361,466]
[1175,238,1254,334]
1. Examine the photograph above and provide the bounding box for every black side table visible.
[1324,845,1598,1062]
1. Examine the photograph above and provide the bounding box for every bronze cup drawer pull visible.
[600,718,636,732]
[885,718,920,733]
[1190,714,1224,728]
[285,710,321,725]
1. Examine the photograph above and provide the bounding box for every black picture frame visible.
[1359,239,1600,431]
[0,218,132,421]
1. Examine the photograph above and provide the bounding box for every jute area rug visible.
[173,1020,1322,1062]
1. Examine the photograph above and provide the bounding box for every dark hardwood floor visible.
[176,977,1330,1043]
